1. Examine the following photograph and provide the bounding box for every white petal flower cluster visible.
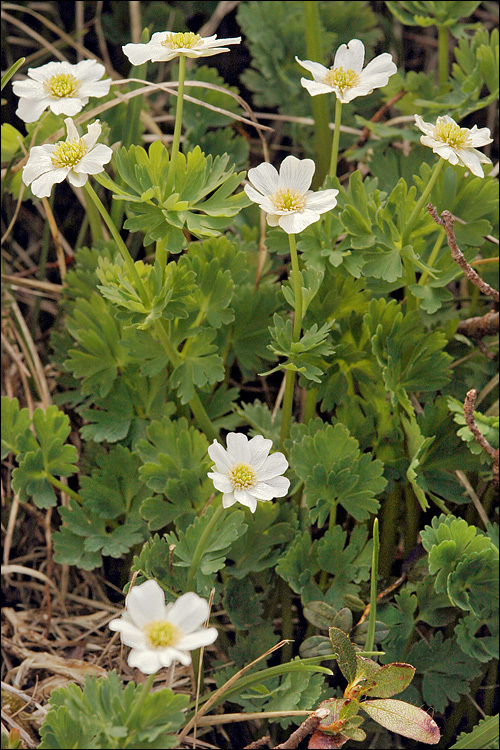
[12,60,111,123]
[22,117,113,198]
[123,31,241,65]
[414,114,492,178]
[296,39,397,104]
[109,580,218,674]
[244,155,338,234]
[208,433,290,513]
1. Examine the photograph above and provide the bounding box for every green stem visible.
[302,387,317,422]
[45,473,84,504]
[85,187,104,243]
[437,25,449,87]
[165,55,186,196]
[417,228,445,287]
[303,1,330,186]
[279,579,293,663]
[401,158,445,248]
[186,503,225,592]
[279,234,303,451]
[329,98,343,178]
[83,182,149,307]
[126,672,156,731]
[364,518,380,654]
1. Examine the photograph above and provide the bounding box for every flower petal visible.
[208,440,232,472]
[249,482,278,501]
[262,475,290,497]
[226,432,251,462]
[222,493,237,508]
[279,210,320,234]
[455,147,489,177]
[49,98,86,116]
[295,57,329,82]
[108,618,147,649]
[167,592,210,632]
[305,188,339,213]
[160,647,191,666]
[247,162,279,196]
[279,155,315,193]
[126,579,167,628]
[12,78,45,99]
[67,171,89,188]
[177,627,218,650]
[361,53,397,86]
[128,648,163,674]
[333,39,365,74]
[244,183,266,205]
[22,145,55,185]
[15,96,50,123]
[299,78,335,96]
[30,168,68,198]
[75,144,113,174]
[467,125,493,147]
[256,451,289,480]
[248,435,273,470]
[73,59,106,80]
[233,490,258,513]
[207,471,233,493]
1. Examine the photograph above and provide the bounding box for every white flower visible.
[109,580,218,674]
[244,155,338,234]
[22,117,113,198]
[414,114,492,178]
[12,60,111,123]
[207,433,290,513]
[296,39,397,104]
[123,31,241,65]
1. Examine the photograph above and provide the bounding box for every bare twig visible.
[244,737,271,750]
[458,310,499,339]
[275,708,330,749]
[464,389,499,489]
[427,205,499,301]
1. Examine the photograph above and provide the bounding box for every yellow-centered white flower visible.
[244,155,338,234]
[109,580,217,674]
[414,114,492,178]
[208,433,290,513]
[296,39,397,104]
[12,60,111,123]
[123,30,241,65]
[22,117,113,198]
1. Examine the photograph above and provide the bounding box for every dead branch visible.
[275,709,330,750]
[464,389,499,489]
[427,205,499,302]
[457,310,499,339]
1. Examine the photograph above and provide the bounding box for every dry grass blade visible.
[195,710,312,727]
[1,274,62,295]
[178,639,291,742]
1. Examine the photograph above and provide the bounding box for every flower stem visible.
[417,227,445,287]
[186,503,225,592]
[329,98,343,178]
[83,182,149,307]
[165,55,186,196]
[280,233,303,451]
[303,0,330,186]
[364,517,380,654]
[45,473,83,504]
[437,25,449,87]
[126,672,156,731]
[84,182,218,442]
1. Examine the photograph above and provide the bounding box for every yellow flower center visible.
[144,620,182,649]
[228,463,257,490]
[162,32,201,50]
[270,188,306,213]
[323,66,360,93]
[45,72,80,98]
[434,121,469,148]
[51,138,88,169]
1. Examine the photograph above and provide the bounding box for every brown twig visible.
[427,205,499,301]
[458,310,499,339]
[464,389,499,489]
[274,709,330,749]
[244,737,271,750]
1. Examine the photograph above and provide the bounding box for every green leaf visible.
[78,380,134,443]
[455,612,498,662]
[1,396,34,459]
[223,576,264,630]
[363,663,416,698]
[170,329,224,404]
[39,670,188,749]
[407,631,482,712]
[316,525,373,610]
[361,699,440,744]
[328,627,357,683]
[165,506,247,596]
[289,420,386,524]
[451,714,500,750]
[448,396,499,464]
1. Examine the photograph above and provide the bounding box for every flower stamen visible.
[162,32,201,50]
[45,72,80,99]
[228,463,257,490]
[51,138,88,169]
[434,121,469,148]
[145,620,182,649]
[323,66,360,93]
[270,187,307,213]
